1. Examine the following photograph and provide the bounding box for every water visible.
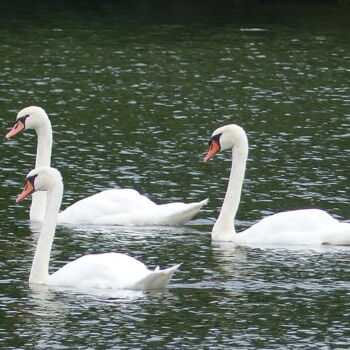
[0,0,350,348]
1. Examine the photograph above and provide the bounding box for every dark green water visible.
[0,1,349,349]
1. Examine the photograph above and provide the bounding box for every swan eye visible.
[26,174,38,186]
[209,133,222,147]
[17,114,29,126]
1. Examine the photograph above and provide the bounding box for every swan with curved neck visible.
[6,106,207,225]
[16,166,180,290]
[6,106,51,221]
[204,124,350,245]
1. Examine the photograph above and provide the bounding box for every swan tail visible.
[156,198,209,225]
[321,223,350,245]
[197,198,209,207]
[132,263,181,290]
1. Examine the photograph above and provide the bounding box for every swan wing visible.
[123,198,208,226]
[57,189,156,224]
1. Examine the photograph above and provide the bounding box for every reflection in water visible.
[26,283,175,350]
[30,283,149,304]
[211,241,248,273]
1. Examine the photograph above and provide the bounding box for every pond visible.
[0,0,349,349]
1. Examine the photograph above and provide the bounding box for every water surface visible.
[0,1,349,349]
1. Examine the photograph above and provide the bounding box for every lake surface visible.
[0,0,349,349]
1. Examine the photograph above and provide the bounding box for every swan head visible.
[204,124,247,162]
[6,106,49,139]
[16,167,62,203]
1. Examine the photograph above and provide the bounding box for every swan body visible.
[47,253,180,290]
[58,189,208,225]
[17,167,180,290]
[239,209,350,246]
[6,106,207,225]
[204,124,350,245]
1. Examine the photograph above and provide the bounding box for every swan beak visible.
[5,120,25,139]
[204,140,220,162]
[16,181,35,203]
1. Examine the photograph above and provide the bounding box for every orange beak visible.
[16,180,35,203]
[6,120,25,139]
[204,139,220,162]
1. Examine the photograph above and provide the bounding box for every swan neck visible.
[212,135,248,241]
[30,118,52,222]
[29,182,63,284]
[35,120,52,168]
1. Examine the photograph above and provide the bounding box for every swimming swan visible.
[16,166,180,290]
[6,106,207,225]
[204,124,350,245]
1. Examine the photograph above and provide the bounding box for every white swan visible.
[204,124,350,245]
[16,166,180,290]
[6,106,207,225]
